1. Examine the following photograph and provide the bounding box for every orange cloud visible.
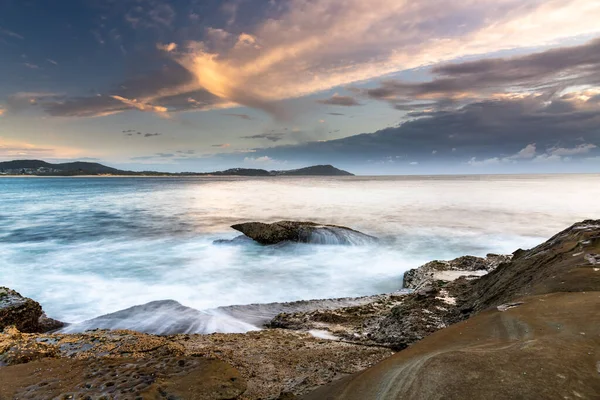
[173,0,600,117]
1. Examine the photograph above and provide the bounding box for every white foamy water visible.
[0,174,598,331]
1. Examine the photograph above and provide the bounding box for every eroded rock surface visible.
[300,220,600,399]
[0,287,63,333]
[231,221,378,245]
[402,254,510,290]
[0,327,392,399]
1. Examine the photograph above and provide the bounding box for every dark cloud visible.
[245,94,600,165]
[176,150,196,155]
[363,37,600,112]
[317,94,361,106]
[327,112,345,116]
[241,133,286,142]
[223,113,253,120]
[144,133,161,137]
[155,153,174,158]
[42,60,227,117]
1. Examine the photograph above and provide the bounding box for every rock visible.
[213,234,255,246]
[403,254,510,290]
[0,287,63,333]
[60,300,260,335]
[300,220,600,399]
[301,292,600,400]
[230,221,378,245]
[0,328,392,399]
[0,356,247,400]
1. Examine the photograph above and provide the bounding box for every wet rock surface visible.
[230,221,378,245]
[2,220,600,399]
[300,220,600,399]
[0,287,63,333]
[402,254,510,290]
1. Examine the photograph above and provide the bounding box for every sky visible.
[1,0,600,174]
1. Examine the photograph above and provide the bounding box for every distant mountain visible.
[272,165,353,176]
[0,160,354,176]
[0,160,126,175]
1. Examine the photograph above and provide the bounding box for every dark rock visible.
[213,235,254,246]
[300,220,600,399]
[403,254,510,290]
[231,221,378,245]
[0,287,64,333]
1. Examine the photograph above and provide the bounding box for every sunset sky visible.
[1,0,600,173]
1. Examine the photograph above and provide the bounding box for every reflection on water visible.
[1,175,598,327]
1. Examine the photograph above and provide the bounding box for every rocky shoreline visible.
[1,220,599,399]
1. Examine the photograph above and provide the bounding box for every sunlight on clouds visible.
[0,138,82,159]
[110,95,170,117]
[172,0,600,117]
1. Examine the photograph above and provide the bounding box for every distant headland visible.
[0,160,354,177]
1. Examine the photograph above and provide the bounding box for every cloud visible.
[0,139,81,160]
[508,143,537,159]
[317,94,361,106]
[0,107,5,116]
[0,27,23,39]
[33,1,600,121]
[241,133,286,142]
[243,156,284,165]
[5,92,63,114]
[111,95,169,116]
[23,63,40,70]
[212,143,231,148]
[143,133,162,137]
[223,113,253,120]
[548,143,597,156]
[241,92,600,166]
[46,59,58,65]
[41,61,230,117]
[363,37,600,112]
[327,112,345,116]
[157,42,177,52]
[174,0,600,118]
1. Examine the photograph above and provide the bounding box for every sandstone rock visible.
[300,220,600,399]
[0,356,247,400]
[231,221,378,245]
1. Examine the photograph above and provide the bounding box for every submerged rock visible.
[0,287,63,333]
[60,300,259,335]
[231,221,378,245]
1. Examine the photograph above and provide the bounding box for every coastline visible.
[2,220,599,398]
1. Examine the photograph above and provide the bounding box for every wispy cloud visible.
[241,133,286,142]
[23,63,40,69]
[111,95,170,117]
[157,42,177,52]
[175,0,600,118]
[46,59,58,65]
[0,27,24,40]
[317,94,361,106]
[223,113,253,120]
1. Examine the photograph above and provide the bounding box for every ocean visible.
[1,174,598,331]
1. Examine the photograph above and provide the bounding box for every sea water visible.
[1,174,598,330]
